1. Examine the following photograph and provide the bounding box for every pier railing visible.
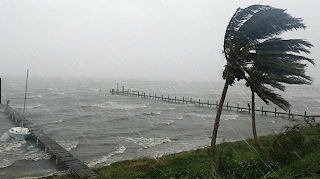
[111,86,320,120]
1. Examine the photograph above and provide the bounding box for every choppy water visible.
[0,77,319,178]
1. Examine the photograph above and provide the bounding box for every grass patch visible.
[45,125,320,179]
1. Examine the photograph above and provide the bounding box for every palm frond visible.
[239,8,306,41]
[254,38,313,54]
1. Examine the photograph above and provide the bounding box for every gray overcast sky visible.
[0,0,319,83]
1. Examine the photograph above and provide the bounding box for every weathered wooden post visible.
[199,99,201,106]
[248,104,251,114]
[207,100,209,107]
[144,93,146,98]
[155,94,157,100]
[190,98,192,104]
[274,108,277,117]
[117,83,119,94]
[216,101,218,108]
[183,97,185,103]
[162,94,163,100]
[304,111,307,120]
[175,96,176,103]
[227,102,229,110]
[168,95,170,102]
[288,109,291,119]
[122,86,124,94]
[237,103,239,112]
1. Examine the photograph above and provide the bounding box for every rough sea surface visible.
[0,77,319,178]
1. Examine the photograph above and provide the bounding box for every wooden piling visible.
[288,109,291,119]
[305,111,307,119]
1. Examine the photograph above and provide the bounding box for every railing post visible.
[275,108,277,117]
[207,100,209,107]
[237,103,239,112]
[199,99,201,106]
[216,101,218,108]
[168,95,170,102]
[288,109,291,119]
[175,96,176,103]
[227,102,229,110]
[183,97,185,103]
[261,106,263,115]
[304,111,307,120]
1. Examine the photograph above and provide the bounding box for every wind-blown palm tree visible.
[210,4,315,174]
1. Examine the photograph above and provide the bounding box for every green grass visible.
[45,125,320,179]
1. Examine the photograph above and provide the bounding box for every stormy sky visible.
[0,0,319,83]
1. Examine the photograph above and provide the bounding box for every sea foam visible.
[86,145,126,168]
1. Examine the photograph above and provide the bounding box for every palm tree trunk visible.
[210,81,229,175]
[251,91,265,152]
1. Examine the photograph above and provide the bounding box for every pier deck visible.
[2,104,98,179]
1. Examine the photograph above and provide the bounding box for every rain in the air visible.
[0,0,320,178]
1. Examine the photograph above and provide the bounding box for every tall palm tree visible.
[210,4,315,174]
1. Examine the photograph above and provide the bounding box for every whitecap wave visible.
[83,101,148,110]
[0,140,26,153]
[0,141,51,169]
[0,132,11,142]
[143,111,162,115]
[86,145,126,168]
[222,114,239,121]
[16,104,44,109]
[24,147,51,161]
[57,140,78,151]
[175,116,183,120]
[124,137,171,149]
[41,119,64,125]
[187,113,214,118]
[0,158,14,168]
[162,120,175,125]
[57,92,64,96]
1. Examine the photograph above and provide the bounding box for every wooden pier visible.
[111,86,320,120]
[2,104,98,179]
